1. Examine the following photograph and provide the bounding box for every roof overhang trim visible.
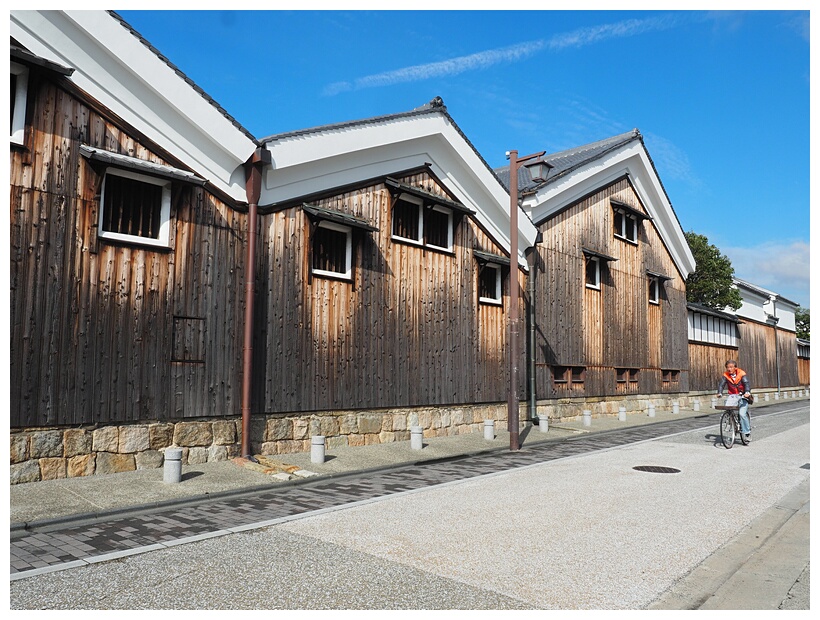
[302,203,378,232]
[646,269,673,281]
[582,247,617,262]
[384,177,474,214]
[80,145,206,185]
[611,198,652,221]
[473,249,511,266]
[11,45,74,75]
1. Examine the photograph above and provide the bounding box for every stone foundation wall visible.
[10,387,808,485]
[9,402,509,485]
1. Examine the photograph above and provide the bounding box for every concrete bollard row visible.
[484,419,495,440]
[618,406,626,422]
[672,401,680,414]
[648,403,656,418]
[693,398,700,412]
[583,410,591,427]
[539,416,549,433]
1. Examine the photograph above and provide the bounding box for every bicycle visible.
[716,402,752,449]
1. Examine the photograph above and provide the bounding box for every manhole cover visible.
[632,465,681,474]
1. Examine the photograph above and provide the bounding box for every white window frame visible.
[614,208,638,243]
[585,255,601,290]
[99,168,172,248]
[312,220,353,280]
[425,205,454,251]
[649,276,660,304]
[11,62,29,145]
[391,194,424,245]
[479,263,502,305]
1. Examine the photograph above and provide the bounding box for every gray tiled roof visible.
[108,11,259,146]
[494,130,641,193]
[259,97,447,144]
[259,97,520,219]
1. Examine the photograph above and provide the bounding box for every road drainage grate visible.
[632,465,681,474]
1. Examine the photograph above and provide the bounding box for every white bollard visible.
[806,389,810,398]
[799,390,803,397]
[693,399,700,412]
[311,435,326,464]
[410,426,423,450]
[783,391,788,399]
[710,397,717,410]
[764,393,770,402]
[672,401,680,414]
[163,447,183,484]
[618,406,626,422]
[539,416,549,432]
[775,392,780,400]
[791,391,796,398]
[648,403,656,418]
[583,410,592,427]
[484,419,495,440]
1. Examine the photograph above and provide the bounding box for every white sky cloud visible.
[723,240,810,306]
[323,14,683,96]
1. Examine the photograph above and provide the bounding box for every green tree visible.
[684,231,742,311]
[796,306,810,340]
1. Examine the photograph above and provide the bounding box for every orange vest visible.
[723,368,747,394]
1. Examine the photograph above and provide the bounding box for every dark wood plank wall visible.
[255,172,527,413]
[533,177,690,398]
[688,342,739,391]
[736,320,799,389]
[10,74,246,428]
[798,358,810,386]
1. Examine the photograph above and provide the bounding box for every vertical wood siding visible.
[736,321,799,389]
[10,75,245,428]
[255,172,526,413]
[533,178,689,398]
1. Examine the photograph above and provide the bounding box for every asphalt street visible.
[9,403,810,610]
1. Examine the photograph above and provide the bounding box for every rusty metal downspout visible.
[241,147,271,459]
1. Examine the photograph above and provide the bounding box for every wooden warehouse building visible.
[9,10,809,484]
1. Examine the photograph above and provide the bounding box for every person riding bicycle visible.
[717,359,752,442]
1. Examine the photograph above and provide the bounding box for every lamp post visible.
[506,149,548,451]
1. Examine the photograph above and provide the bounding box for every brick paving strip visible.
[7,414,737,579]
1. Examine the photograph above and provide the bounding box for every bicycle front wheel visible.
[720,411,735,449]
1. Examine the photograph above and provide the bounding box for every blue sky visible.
[116,7,812,307]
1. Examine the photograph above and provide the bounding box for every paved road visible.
[10,404,809,609]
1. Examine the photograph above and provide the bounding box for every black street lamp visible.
[506,149,548,451]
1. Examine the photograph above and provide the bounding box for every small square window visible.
[649,277,659,304]
[616,368,639,390]
[99,168,171,248]
[312,221,352,280]
[662,369,679,383]
[392,197,422,243]
[478,264,502,305]
[585,256,600,289]
[552,366,569,384]
[425,205,453,251]
[571,367,585,384]
[614,209,638,243]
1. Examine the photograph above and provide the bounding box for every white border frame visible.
[391,194,424,245]
[99,167,172,248]
[10,61,29,145]
[478,263,502,305]
[585,255,601,290]
[312,220,353,281]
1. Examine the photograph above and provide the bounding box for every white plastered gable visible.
[522,140,696,279]
[261,111,538,269]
